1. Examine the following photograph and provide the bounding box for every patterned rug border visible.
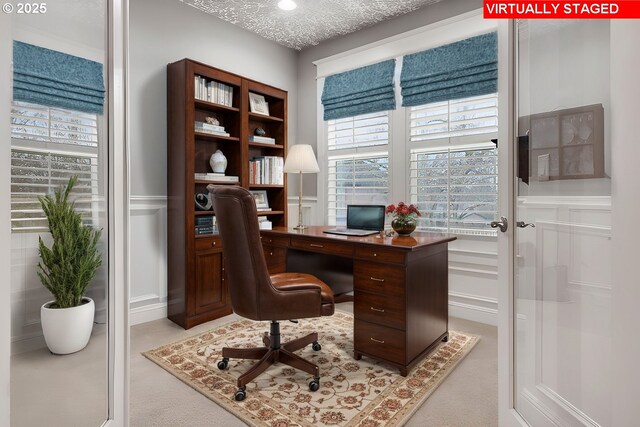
[142,312,479,427]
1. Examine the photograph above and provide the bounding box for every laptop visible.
[323,205,385,236]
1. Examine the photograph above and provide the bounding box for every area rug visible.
[143,312,478,427]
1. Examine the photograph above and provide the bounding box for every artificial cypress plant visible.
[37,175,102,308]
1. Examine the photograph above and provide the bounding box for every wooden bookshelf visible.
[167,58,288,329]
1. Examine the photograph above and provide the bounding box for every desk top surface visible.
[262,226,456,250]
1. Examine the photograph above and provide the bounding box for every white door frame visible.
[0,10,12,427]
[496,19,528,427]
[105,0,130,425]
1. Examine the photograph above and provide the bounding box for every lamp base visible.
[293,224,307,231]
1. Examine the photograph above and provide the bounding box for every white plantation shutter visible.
[409,93,498,142]
[10,101,100,232]
[409,93,498,235]
[327,111,390,226]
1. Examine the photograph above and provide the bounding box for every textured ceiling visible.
[179,0,442,50]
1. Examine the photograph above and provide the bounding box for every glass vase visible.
[391,217,416,235]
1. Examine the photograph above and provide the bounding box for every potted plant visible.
[386,202,421,235]
[37,176,102,354]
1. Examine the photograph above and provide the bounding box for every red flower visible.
[386,201,421,220]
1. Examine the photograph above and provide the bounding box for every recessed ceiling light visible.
[278,0,297,11]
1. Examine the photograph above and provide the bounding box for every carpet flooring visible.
[132,304,498,426]
[143,312,478,426]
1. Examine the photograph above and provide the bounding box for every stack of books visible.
[195,215,217,235]
[194,172,239,183]
[249,135,276,145]
[249,156,284,185]
[194,76,234,107]
[258,217,272,230]
[194,121,230,137]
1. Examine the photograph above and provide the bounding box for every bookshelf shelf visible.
[248,142,284,149]
[195,99,240,113]
[194,180,239,185]
[194,132,240,142]
[249,184,284,189]
[248,112,284,123]
[257,210,285,216]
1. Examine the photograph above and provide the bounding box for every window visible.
[10,101,100,232]
[409,94,498,235]
[327,111,390,225]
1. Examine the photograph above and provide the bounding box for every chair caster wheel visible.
[312,341,321,351]
[217,358,229,370]
[234,388,246,401]
[309,377,320,392]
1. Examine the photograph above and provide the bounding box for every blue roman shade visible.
[321,59,395,121]
[400,32,497,107]
[13,41,105,114]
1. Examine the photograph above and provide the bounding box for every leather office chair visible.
[208,185,335,401]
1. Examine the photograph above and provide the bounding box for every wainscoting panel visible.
[129,196,168,325]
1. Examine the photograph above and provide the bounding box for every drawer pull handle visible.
[310,243,324,248]
[370,337,385,344]
[370,277,385,282]
[370,307,385,313]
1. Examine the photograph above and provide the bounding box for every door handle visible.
[490,216,509,232]
[516,221,535,228]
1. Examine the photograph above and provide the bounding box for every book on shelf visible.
[195,215,214,226]
[194,173,239,182]
[195,121,225,132]
[257,208,272,212]
[194,75,234,107]
[249,156,284,185]
[194,127,231,137]
[249,135,276,144]
[195,225,217,235]
[258,218,272,230]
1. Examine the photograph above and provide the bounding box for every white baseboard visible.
[449,292,498,326]
[11,332,46,355]
[130,302,167,326]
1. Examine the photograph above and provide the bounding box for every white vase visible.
[209,149,227,174]
[41,297,95,354]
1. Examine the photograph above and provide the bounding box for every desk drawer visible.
[263,245,286,274]
[260,235,290,247]
[195,236,222,251]
[290,237,353,257]
[355,291,405,330]
[355,320,405,365]
[355,246,405,264]
[354,261,405,297]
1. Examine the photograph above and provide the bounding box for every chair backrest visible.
[208,185,272,320]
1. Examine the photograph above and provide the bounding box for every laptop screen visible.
[346,205,385,231]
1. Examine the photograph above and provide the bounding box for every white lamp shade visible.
[283,144,319,173]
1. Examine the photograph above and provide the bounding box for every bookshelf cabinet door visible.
[193,248,226,315]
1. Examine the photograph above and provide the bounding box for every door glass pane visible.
[9,2,109,425]
[515,20,612,426]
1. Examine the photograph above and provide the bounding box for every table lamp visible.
[283,144,319,230]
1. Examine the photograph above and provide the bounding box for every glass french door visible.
[512,19,612,426]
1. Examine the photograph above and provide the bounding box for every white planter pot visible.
[41,297,95,355]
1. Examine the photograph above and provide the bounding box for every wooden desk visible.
[261,226,456,376]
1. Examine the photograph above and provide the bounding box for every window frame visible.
[10,101,102,233]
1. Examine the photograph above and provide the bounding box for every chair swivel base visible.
[217,320,323,401]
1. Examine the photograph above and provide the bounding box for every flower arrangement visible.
[386,202,421,235]
[386,202,421,221]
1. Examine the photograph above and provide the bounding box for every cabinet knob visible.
[269,252,273,256]
[373,253,377,257]
[212,242,216,247]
